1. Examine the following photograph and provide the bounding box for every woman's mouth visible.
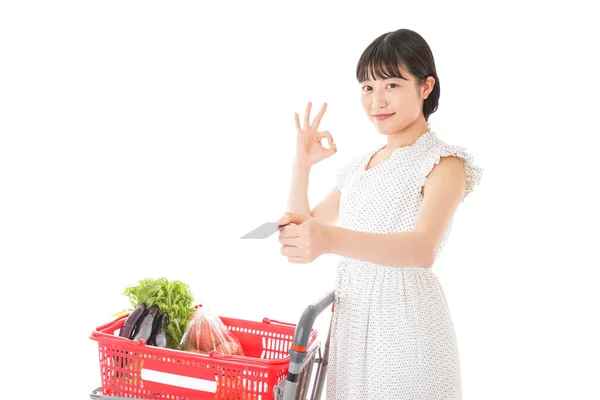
[373,113,394,121]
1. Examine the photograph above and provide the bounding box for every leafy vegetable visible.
[117,277,195,350]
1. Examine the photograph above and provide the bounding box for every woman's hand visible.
[276,212,334,263]
[295,101,337,166]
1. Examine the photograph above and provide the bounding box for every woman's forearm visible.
[286,160,312,216]
[326,225,433,268]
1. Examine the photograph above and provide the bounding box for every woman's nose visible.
[372,99,387,111]
[372,92,387,111]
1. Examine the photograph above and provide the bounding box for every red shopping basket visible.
[90,312,318,400]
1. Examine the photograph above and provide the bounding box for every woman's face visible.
[360,64,432,134]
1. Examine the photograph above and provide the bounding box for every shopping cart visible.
[90,290,335,400]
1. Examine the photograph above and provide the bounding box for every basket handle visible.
[91,314,149,347]
[95,314,128,332]
[262,317,296,327]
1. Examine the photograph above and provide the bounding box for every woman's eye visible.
[362,83,398,92]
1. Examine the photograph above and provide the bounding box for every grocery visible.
[132,304,159,342]
[180,306,245,356]
[184,314,224,351]
[118,302,146,339]
[90,279,333,399]
[214,341,244,356]
[148,312,169,348]
[118,277,195,349]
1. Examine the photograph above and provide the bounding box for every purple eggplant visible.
[119,303,146,339]
[113,303,146,371]
[148,313,169,348]
[132,305,159,342]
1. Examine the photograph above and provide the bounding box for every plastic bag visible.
[180,306,245,356]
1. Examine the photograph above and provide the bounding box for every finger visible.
[304,102,312,131]
[276,213,292,225]
[294,113,302,133]
[319,130,334,148]
[281,244,300,257]
[276,214,287,224]
[280,224,300,238]
[311,102,327,130]
[324,130,334,147]
[278,212,309,226]
[278,236,299,246]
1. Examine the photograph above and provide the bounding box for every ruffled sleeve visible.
[419,143,483,202]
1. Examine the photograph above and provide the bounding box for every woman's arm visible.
[327,227,432,267]
[285,160,312,216]
[326,156,466,268]
[310,186,341,226]
[284,101,337,218]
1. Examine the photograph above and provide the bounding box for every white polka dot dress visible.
[326,123,483,400]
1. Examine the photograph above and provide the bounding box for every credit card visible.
[240,222,291,239]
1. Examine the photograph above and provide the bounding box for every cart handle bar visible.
[292,291,335,352]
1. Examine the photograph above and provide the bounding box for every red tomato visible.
[185,316,223,352]
[187,348,208,356]
[214,341,245,356]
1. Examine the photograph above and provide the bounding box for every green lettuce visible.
[118,277,195,350]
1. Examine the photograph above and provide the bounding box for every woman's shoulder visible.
[421,132,484,202]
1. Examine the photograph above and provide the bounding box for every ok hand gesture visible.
[295,101,337,166]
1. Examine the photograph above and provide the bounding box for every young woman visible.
[276,28,483,399]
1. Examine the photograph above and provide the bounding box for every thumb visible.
[276,212,310,225]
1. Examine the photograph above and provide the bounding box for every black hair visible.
[356,29,440,121]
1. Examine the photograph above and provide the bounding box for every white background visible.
[1,1,599,399]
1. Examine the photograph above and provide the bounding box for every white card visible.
[240,222,291,239]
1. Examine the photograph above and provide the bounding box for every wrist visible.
[324,224,340,255]
[293,158,312,170]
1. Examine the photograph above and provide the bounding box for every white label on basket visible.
[141,368,217,393]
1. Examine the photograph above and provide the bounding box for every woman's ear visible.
[422,76,436,100]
